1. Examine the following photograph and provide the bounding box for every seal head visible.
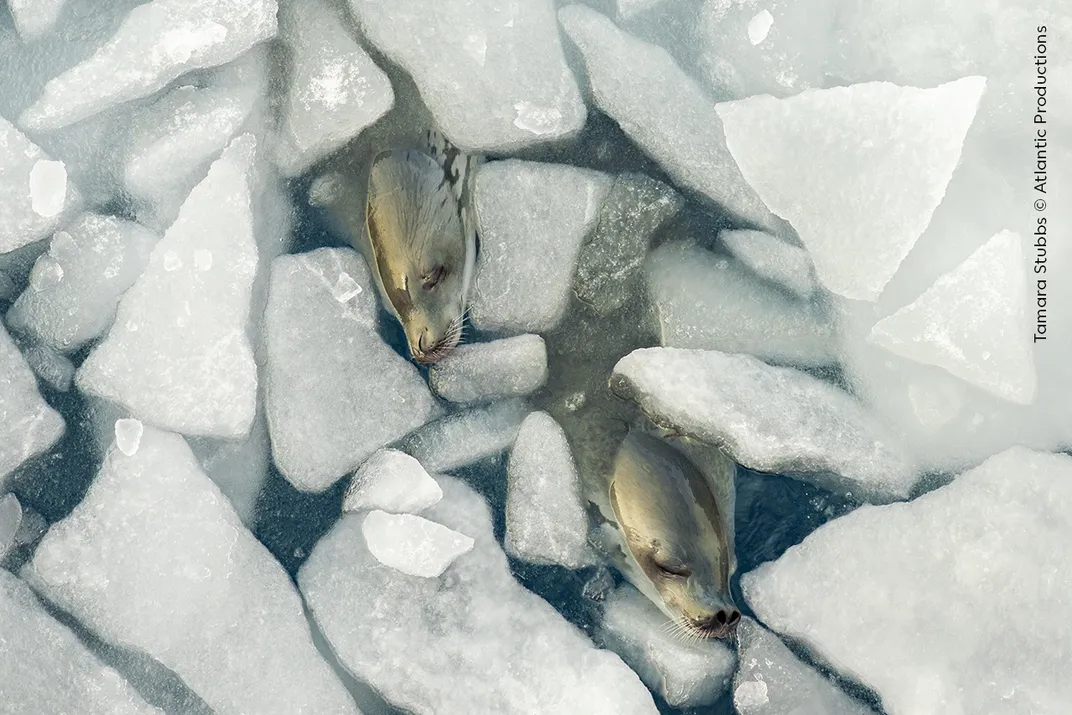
[604,431,740,639]
[365,148,474,364]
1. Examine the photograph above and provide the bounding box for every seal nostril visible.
[728,609,741,626]
[715,610,728,626]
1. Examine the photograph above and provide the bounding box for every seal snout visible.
[688,606,741,638]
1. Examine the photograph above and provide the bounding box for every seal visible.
[591,428,740,640]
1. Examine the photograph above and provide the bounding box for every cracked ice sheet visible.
[743,447,1072,715]
[300,474,659,715]
[349,0,585,152]
[19,0,277,132]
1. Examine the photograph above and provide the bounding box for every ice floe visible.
[719,229,818,301]
[343,449,443,514]
[429,334,548,404]
[362,510,474,578]
[400,399,528,474]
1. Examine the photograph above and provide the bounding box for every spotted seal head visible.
[363,132,479,365]
[600,430,740,639]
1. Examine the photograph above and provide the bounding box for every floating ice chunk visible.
[612,347,917,501]
[349,0,585,151]
[7,214,158,354]
[746,10,774,45]
[19,340,76,392]
[187,406,271,528]
[646,241,835,367]
[505,412,594,569]
[343,449,443,514]
[0,324,65,490]
[743,447,1072,715]
[276,0,393,176]
[7,0,68,40]
[719,229,818,301]
[558,6,780,234]
[125,52,265,232]
[0,571,163,715]
[19,0,278,132]
[114,418,144,457]
[600,584,735,708]
[0,118,80,254]
[573,173,682,317]
[300,475,658,715]
[734,617,873,715]
[76,135,260,439]
[429,335,548,404]
[401,399,528,474]
[716,76,987,301]
[470,160,612,334]
[0,493,21,562]
[869,230,1035,404]
[362,510,474,578]
[24,426,359,715]
[264,248,437,492]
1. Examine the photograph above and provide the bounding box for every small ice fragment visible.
[734,680,769,708]
[29,160,68,218]
[747,10,774,45]
[513,102,564,136]
[29,255,64,291]
[162,251,182,271]
[114,419,144,456]
[343,449,443,514]
[332,272,363,303]
[361,510,474,578]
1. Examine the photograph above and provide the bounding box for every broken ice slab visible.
[6,213,158,354]
[24,425,360,715]
[734,617,875,715]
[743,447,1072,715]
[187,404,272,527]
[600,584,736,708]
[7,0,68,40]
[429,334,548,404]
[573,173,683,317]
[470,159,612,334]
[0,323,65,491]
[300,474,659,715]
[343,449,443,515]
[348,0,585,152]
[275,0,393,176]
[719,229,818,301]
[646,241,835,367]
[611,347,917,502]
[18,340,76,392]
[0,493,21,562]
[558,6,782,235]
[715,76,986,301]
[264,248,438,492]
[76,135,260,439]
[868,230,1036,405]
[505,411,595,569]
[19,0,278,132]
[124,50,266,233]
[362,510,473,578]
[0,570,163,715]
[0,116,80,255]
[400,398,529,474]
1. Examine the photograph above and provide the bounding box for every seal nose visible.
[416,329,431,353]
[692,607,741,632]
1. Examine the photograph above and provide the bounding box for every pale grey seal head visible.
[602,430,740,640]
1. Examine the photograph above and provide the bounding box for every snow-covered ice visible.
[0,570,163,715]
[276,0,393,176]
[558,6,782,235]
[124,51,266,232]
[362,510,474,578]
[600,584,736,708]
[18,341,76,392]
[6,213,159,353]
[429,334,548,404]
[343,449,443,514]
[646,241,835,367]
[746,10,775,45]
[719,229,818,301]
[869,230,1035,404]
[0,324,65,490]
[573,173,682,316]
[264,248,437,492]
[734,617,873,715]
[348,0,585,152]
[614,0,668,22]
[300,475,659,715]
[0,493,21,562]
[24,425,359,715]
[611,347,917,501]
[0,117,80,255]
[19,0,278,132]
[716,76,986,301]
[505,411,594,569]
[743,447,1072,715]
[7,0,68,40]
[401,399,528,474]
[470,160,611,334]
[76,135,260,439]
